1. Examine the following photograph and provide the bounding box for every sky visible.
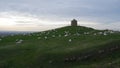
[0,0,120,31]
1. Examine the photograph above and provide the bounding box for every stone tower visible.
[71,19,77,26]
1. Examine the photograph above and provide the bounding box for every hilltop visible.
[0,26,120,68]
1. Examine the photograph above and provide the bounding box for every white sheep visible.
[16,39,23,44]
[109,30,114,34]
[16,39,19,42]
[103,32,107,35]
[94,33,97,35]
[52,35,55,37]
[45,36,48,39]
[64,31,67,33]
[38,37,41,39]
[58,34,61,37]
[85,32,87,34]
[64,34,68,37]
[76,33,80,36]
[98,32,103,35]
[69,39,72,42]
[86,32,90,34]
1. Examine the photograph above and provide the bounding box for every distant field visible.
[0,26,120,68]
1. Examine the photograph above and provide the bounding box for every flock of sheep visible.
[0,29,117,45]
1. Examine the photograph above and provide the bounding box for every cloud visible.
[0,0,120,31]
[0,11,68,31]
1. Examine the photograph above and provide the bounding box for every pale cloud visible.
[0,0,120,31]
[0,11,67,31]
[0,11,120,31]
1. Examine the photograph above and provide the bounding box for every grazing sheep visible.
[64,31,69,34]
[86,32,90,34]
[69,39,72,42]
[98,32,103,35]
[94,33,97,35]
[16,39,19,42]
[16,39,23,44]
[84,32,87,35]
[58,34,61,37]
[38,37,41,39]
[76,33,80,36]
[84,32,89,35]
[52,35,55,37]
[44,36,47,39]
[64,34,68,37]
[103,32,107,35]
[109,31,114,34]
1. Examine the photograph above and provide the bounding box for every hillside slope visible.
[0,26,120,68]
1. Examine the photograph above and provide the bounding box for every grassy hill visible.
[0,26,120,68]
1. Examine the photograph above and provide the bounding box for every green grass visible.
[0,26,120,68]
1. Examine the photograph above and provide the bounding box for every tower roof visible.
[72,19,77,22]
